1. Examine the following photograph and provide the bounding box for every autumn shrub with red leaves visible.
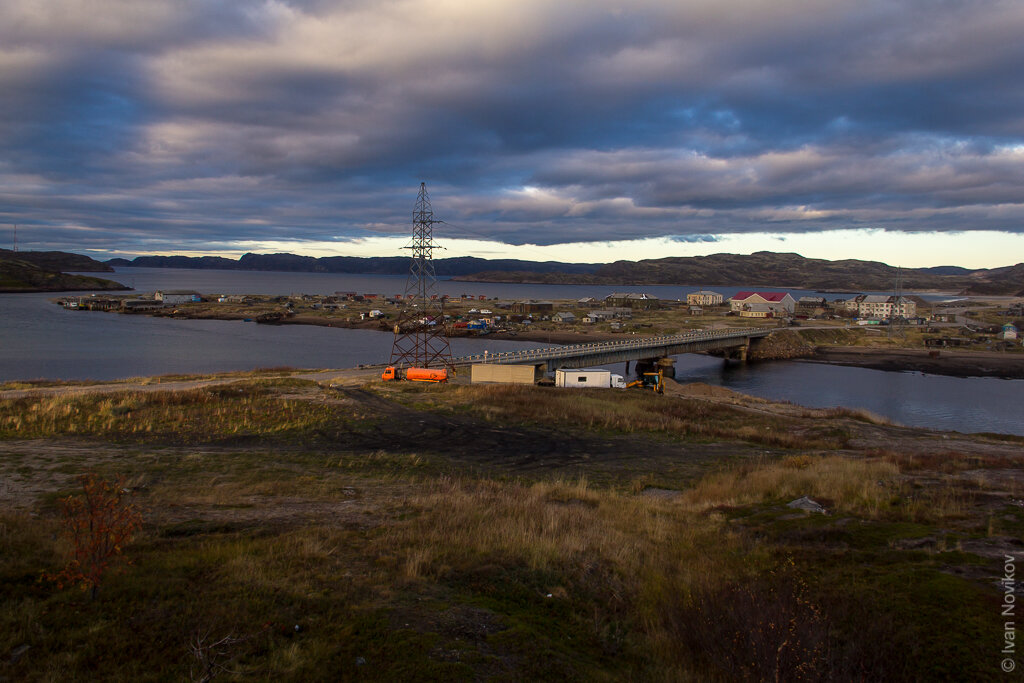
[46,473,143,600]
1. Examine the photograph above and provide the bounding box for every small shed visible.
[1003,324,1019,341]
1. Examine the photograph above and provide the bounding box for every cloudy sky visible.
[2,0,1024,268]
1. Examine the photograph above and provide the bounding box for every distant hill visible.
[107,252,602,276]
[919,265,972,276]
[0,254,130,293]
[102,249,1024,296]
[0,248,113,272]
[456,251,1024,295]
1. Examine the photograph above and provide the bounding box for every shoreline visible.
[50,303,1024,380]
[803,346,1024,379]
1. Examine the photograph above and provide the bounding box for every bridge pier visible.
[634,357,676,379]
[722,340,750,364]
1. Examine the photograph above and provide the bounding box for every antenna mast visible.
[388,183,453,369]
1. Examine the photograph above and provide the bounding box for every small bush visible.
[45,473,143,600]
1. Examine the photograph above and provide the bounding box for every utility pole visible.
[12,224,17,252]
[388,183,453,369]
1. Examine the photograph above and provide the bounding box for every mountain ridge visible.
[100,250,1024,295]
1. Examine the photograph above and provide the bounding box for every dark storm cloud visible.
[2,0,1024,254]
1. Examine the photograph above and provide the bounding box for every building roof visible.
[861,295,892,304]
[732,291,791,302]
[607,292,658,300]
[689,290,722,296]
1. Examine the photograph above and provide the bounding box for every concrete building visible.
[858,295,917,320]
[843,295,866,313]
[729,292,796,315]
[686,290,724,306]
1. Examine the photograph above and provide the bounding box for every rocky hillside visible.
[107,252,601,276]
[0,256,129,293]
[0,248,113,272]
[458,252,1024,295]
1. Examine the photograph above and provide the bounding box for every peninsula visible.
[0,250,129,293]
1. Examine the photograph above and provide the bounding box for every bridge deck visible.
[450,326,771,370]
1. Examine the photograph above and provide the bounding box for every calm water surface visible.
[0,268,1017,435]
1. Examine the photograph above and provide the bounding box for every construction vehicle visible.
[626,369,664,394]
[381,366,449,383]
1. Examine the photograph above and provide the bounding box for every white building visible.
[858,295,916,320]
[686,290,724,306]
[155,290,201,305]
[729,292,796,315]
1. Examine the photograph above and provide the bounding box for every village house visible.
[586,310,618,321]
[122,298,162,312]
[604,292,660,309]
[553,311,577,323]
[511,300,554,314]
[795,296,828,315]
[739,303,781,318]
[729,291,796,315]
[686,290,724,306]
[1003,323,1019,341]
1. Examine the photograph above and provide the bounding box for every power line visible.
[388,183,453,369]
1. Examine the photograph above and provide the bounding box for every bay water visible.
[1,267,1019,435]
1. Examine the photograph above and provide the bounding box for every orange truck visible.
[381,366,449,383]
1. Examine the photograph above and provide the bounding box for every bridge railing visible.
[451,326,771,365]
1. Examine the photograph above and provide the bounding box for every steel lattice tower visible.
[388,183,453,368]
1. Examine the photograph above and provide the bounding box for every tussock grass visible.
[682,455,900,516]
[804,405,893,425]
[375,476,741,580]
[0,383,349,444]
[445,384,847,449]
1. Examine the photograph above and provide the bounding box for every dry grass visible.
[442,384,848,449]
[373,474,762,599]
[681,455,900,516]
[0,383,350,443]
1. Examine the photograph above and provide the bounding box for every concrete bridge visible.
[450,326,772,376]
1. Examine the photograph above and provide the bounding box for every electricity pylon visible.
[388,183,453,369]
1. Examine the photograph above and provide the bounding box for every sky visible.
[2,0,1024,269]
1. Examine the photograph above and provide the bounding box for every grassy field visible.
[1,377,1021,680]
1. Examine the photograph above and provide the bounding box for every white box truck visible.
[555,369,626,389]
